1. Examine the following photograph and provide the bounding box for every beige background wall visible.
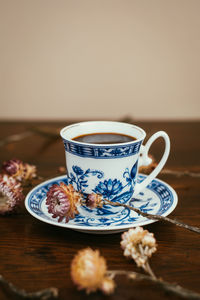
[0,0,200,121]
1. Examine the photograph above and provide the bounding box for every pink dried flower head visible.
[121,227,157,267]
[2,159,37,182]
[0,174,24,214]
[46,183,82,222]
[86,193,103,209]
[71,248,115,295]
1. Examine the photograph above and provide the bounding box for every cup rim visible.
[60,121,146,146]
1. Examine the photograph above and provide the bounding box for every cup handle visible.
[133,131,170,196]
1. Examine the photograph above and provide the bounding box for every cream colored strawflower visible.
[121,227,157,268]
[71,248,115,294]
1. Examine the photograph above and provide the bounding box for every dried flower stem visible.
[103,199,200,234]
[0,274,58,299]
[138,244,157,280]
[144,260,156,280]
[107,270,200,299]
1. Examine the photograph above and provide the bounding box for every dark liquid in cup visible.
[72,132,136,144]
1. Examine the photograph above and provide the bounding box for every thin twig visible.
[161,168,200,178]
[107,270,200,299]
[0,127,60,148]
[103,199,200,234]
[0,274,58,299]
[0,131,33,147]
[30,126,60,138]
[139,154,200,178]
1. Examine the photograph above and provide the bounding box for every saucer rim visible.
[25,174,178,233]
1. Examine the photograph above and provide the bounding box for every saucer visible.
[25,174,178,234]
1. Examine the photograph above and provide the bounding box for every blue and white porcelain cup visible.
[60,121,170,203]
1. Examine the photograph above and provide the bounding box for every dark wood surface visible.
[0,120,200,300]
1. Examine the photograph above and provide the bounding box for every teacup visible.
[60,121,170,203]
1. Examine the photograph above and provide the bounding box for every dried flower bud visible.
[86,193,103,209]
[46,183,82,222]
[100,277,115,295]
[121,227,157,267]
[2,159,37,182]
[0,174,24,214]
[57,166,66,174]
[71,248,115,294]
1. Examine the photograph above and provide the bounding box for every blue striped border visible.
[63,140,142,158]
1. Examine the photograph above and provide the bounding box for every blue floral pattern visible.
[94,179,123,198]
[68,166,104,192]
[68,163,138,202]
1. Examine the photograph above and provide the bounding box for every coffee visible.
[72,132,136,144]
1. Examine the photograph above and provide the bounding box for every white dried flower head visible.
[121,227,157,267]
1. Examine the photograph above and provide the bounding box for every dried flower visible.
[2,159,37,182]
[57,166,66,174]
[71,248,115,294]
[0,174,24,214]
[121,227,157,268]
[46,183,81,222]
[85,193,103,209]
[139,155,157,174]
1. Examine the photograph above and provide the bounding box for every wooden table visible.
[0,120,200,300]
